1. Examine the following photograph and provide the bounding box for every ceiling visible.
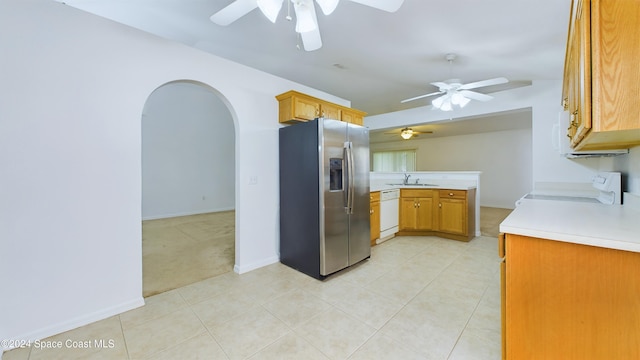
[57,0,570,140]
[370,108,532,143]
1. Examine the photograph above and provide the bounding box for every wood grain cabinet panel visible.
[502,233,640,359]
[399,190,434,231]
[370,192,380,246]
[398,188,475,241]
[276,90,367,125]
[562,0,640,150]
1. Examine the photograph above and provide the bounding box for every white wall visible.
[142,81,235,219]
[0,0,351,348]
[616,145,640,195]
[371,128,532,208]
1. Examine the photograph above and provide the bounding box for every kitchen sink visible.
[386,183,439,187]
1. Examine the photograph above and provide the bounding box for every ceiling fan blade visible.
[210,0,258,26]
[458,77,508,90]
[300,27,322,51]
[459,90,493,101]
[257,0,284,23]
[430,81,450,88]
[293,0,318,33]
[431,94,449,109]
[347,0,404,12]
[316,0,340,15]
[401,91,443,103]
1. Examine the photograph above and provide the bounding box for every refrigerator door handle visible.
[344,141,355,214]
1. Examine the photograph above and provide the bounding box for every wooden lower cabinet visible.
[437,190,468,235]
[399,190,434,231]
[500,233,640,359]
[398,188,475,241]
[370,192,380,246]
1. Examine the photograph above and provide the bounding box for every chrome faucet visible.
[403,173,411,185]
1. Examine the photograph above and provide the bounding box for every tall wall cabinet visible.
[562,0,640,151]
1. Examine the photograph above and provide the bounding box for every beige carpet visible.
[480,206,513,238]
[142,211,235,297]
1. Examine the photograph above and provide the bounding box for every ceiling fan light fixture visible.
[458,96,471,108]
[316,0,340,15]
[440,98,453,111]
[431,96,444,109]
[257,0,283,23]
[400,128,414,140]
[293,1,318,33]
[450,92,463,105]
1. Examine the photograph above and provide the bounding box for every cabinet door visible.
[416,197,433,230]
[370,200,380,245]
[399,198,417,230]
[505,234,640,359]
[293,96,320,121]
[569,0,591,147]
[439,198,466,235]
[321,103,341,120]
[341,109,364,125]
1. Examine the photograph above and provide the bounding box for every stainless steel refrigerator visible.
[279,118,370,279]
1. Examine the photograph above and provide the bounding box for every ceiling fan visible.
[401,54,508,111]
[385,127,432,140]
[210,0,405,51]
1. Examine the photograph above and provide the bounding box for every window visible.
[372,149,416,172]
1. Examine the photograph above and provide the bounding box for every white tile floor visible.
[4,235,501,360]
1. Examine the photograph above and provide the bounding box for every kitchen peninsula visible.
[370,171,481,242]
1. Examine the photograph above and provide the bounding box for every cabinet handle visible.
[417,202,420,208]
[439,203,442,208]
[449,192,454,196]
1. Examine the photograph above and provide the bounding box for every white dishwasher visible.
[379,188,400,244]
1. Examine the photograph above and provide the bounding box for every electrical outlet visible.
[249,176,258,185]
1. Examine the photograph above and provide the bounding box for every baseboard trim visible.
[2,297,144,354]
[234,255,279,274]
[142,207,235,221]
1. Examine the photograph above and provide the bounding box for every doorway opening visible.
[141,80,236,297]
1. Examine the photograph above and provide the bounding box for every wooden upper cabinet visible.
[562,0,591,147]
[320,102,341,120]
[276,90,366,125]
[277,91,318,122]
[562,0,640,151]
[341,108,366,126]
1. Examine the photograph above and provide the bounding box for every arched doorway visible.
[141,80,236,297]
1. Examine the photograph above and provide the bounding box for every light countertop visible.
[500,198,640,253]
[370,182,477,192]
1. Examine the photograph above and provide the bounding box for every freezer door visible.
[347,123,371,265]
[320,119,350,276]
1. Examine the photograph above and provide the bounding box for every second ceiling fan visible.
[402,54,508,111]
[210,0,405,51]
